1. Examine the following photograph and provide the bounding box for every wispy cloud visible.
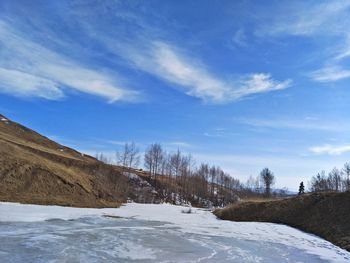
[309,144,350,155]
[234,73,291,98]
[231,28,247,47]
[0,14,291,104]
[258,1,350,37]
[203,128,240,138]
[119,41,291,103]
[165,141,193,148]
[309,66,350,82]
[105,140,130,146]
[0,21,139,102]
[309,35,350,82]
[235,117,350,132]
[257,1,350,83]
[0,68,64,100]
[52,3,293,104]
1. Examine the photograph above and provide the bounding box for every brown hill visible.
[0,114,157,207]
[214,191,350,252]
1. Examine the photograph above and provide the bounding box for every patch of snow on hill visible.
[1,117,8,123]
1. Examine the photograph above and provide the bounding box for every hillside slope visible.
[0,114,157,207]
[214,192,350,251]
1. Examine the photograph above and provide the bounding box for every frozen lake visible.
[0,202,349,262]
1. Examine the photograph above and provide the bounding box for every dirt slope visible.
[0,114,157,207]
[214,191,350,251]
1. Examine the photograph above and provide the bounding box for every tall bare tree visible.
[144,143,164,186]
[260,168,275,197]
[343,163,350,191]
[169,149,182,180]
[209,166,217,198]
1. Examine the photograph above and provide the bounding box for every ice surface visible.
[0,202,349,262]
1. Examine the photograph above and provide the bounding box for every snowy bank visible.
[0,202,349,262]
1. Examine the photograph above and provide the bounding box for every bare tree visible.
[209,166,217,198]
[260,168,275,197]
[309,165,350,193]
[197,163,210,198]
[180,153,195,202]
[169,149,182,180]
[116,142,140,169]
[95,153,110,164]
[328,167,342,192]
[343,163,350,191]
[244,175,263,196]
[309,171,329,192]
[144,143,164,186]
[246,175,257,191]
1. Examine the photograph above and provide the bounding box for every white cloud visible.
[0,21,139,102]
[234,73,291,98]
[309,144,350,155]
[122,41,291,103]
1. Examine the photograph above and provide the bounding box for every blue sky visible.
[1,0,350,190]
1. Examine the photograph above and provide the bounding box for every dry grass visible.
[214,191,350,252]
[0,114,126,208]
[240,197,284,203]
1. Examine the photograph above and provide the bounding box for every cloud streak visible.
[0,21,139,102]
[235,117,350,132]
[258,1,350,37]
[309,66,350,82]
[0,68,64,100]
[120,41,291,103]
[0,3,291,104]
[309,144,350,155]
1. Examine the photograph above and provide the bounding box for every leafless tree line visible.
[109,143,245,206]
[97,142,281,206]
[309,163,350,193]
[142,143,242,206]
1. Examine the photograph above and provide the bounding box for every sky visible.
[1,0,350,190]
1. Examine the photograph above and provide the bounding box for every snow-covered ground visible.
[0,202,349,262]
